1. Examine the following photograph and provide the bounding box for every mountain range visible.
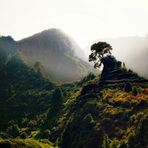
[0,30,148,148]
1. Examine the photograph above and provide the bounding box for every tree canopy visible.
[89,42,112,68]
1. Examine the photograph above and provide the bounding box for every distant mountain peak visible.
[18,29,91,82]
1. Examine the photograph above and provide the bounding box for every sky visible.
[0,0,148,48]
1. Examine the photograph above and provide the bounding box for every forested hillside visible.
[0,36,54,131]
[0,37,148,148]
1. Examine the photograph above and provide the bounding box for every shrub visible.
[109,138,120,148]
[35,129,51,139]
[6,124,20,138]
[0,132,11,139]
[120,141,127,148]
[132,86,138,96]
[20,132,27,139]
[28,120,37,130]
[78,73,95,86]
[42,129,51,139]
[124,82,132,92]
[83,114,94,123]
[128,114,148,147]
[48,87,64,118]
[102,134,110,148]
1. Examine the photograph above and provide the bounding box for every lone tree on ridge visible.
[89,42,113,69]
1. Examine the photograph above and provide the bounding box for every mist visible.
[18,29,91,82]
[84,35,148,78]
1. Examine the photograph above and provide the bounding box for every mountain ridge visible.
[18,29,91,82]
[85,35,148,78]
[0,34,148,148]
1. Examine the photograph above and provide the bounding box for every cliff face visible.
[18,29,91,82]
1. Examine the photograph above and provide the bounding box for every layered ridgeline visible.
[18,29,91,82]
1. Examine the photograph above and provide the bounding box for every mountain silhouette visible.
[18,29,91,82]
[88,35,148,78]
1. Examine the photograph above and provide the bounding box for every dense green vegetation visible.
[0,138,54,148]
[0,37,148,147]
[0,36,54,132]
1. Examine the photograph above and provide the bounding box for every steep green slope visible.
[0,36,54,131]
[0,36,80,146]
[49,67,148,148]
[0,139,55,148]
